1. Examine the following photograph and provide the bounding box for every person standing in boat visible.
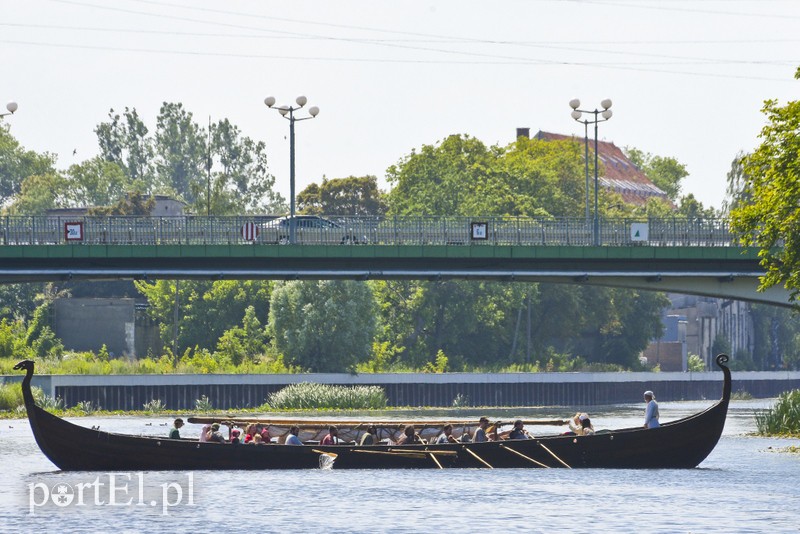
[169,418,184,439]
[643,390,660,428]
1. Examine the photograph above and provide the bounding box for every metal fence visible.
[0,215,737,247]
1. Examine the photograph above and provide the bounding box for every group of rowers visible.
[168,412,597,446]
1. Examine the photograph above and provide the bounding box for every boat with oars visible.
[12,354,731,470]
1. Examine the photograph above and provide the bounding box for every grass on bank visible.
[755,389,800,437]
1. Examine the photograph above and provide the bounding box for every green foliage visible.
[33,387,64,410]
[0,382,25,411]
[31,326,64,359]
[624,146,689,201]
[0,319,29,359]
[74,400,99,413]
[89,190,156,215]
[195,395,213,411]
[0,123,58,207]
[451,393,470,408]
[94,105,284,214]
[423,350,449,373]
[264,383,388,410]
[687,354,705,372]
[135,279,274,354]
[142,399,167,413]
[730,69,800,302]
[269,280,377,372]
[386,135,584,217]
[64,157,131,207]
[755,389,800,436]
[0,283,44,322]
[5,173,69,215]
[297,175,387,216]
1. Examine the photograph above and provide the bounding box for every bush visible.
[755,389,800,436]
[0,382,25,411]
[265,382,388,410]
[687,354,705,372]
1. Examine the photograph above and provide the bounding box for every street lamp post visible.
[264,95,319,244]
[569,98,613,246]
[0,101,18,119]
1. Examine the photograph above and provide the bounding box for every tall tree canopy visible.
[624,147,689,201]
[377,133,668,369]
[269,280,377,372]
[729,67,800,301]
[0,124,58,208]
[297,175,386,216]
[94,105,285,214]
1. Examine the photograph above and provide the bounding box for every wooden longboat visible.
[13,354,731,470]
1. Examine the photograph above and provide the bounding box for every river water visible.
[1,400,798,533]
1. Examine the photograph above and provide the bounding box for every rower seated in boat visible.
[285,426,303,445]
[499,419,533,440]
[320,425,340,445]
[396,424,425,445]
[568,413,595,436]
[435,424,458,444]
[206,423,226,444]
[359,424,378,446]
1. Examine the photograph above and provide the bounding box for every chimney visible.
[516,127,530,139]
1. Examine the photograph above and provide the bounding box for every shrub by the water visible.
[755,389,800,436]
[0,382,24,411]
[265,382,387,410]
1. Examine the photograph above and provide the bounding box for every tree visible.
[206,118,285,214]
[5,173,68,215]
[64,157,131,207]
[721,151,749,216]
[135,280,274,353]
[268,280,377,372]
[89,191,155,215]
[0,124,58,207]
[624,147,688,201]
[297,175,386,216]
[729,67,800,301]
[94,105,285,215]
[95,107,154,191]
[154,102,207,204]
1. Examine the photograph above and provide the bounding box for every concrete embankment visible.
[3,371,799,410]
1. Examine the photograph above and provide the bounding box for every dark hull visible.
[14,355,731,471]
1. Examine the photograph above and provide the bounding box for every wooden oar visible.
[389,448,457,456]
[537,441,571,469]
[427,452,443,469]
[352,450,428,459]
[499,444,549,468]
[463,446,493,469]
[311,449,338,459]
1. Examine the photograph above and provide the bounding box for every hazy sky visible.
[3,0,799,210]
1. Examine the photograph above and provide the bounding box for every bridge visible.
[0,215,789,306]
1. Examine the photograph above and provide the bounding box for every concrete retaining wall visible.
[3,371,798,410]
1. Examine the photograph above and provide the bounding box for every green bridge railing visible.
[0,215,736,247]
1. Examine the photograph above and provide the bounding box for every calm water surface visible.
[1,400,798,533]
